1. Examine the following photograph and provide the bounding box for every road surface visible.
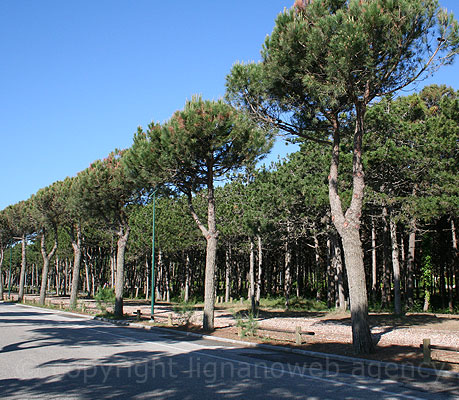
[0,302,457,399]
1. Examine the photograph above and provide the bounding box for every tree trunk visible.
[249,238,256,313]
[145,256,149,300]
[326,233,334,308]
[63,259,68,296]
[225,247,231,303]
[328,111,374,354]
[312,226,323,300]
[55,256,60,297]
[381,207,391,309]
[256,234,262,303]
[451,219,458,300]
[165,258,171,303]
[203,232,217,330]
[187,163,218,331]
[331,232,345,310]
[371,218,377,303]
[69,224,82,309]
[114,224,130,318]
[284,237,292,309]
[389,216,402,316]
[18,235,27,302]
[184,253,190,303]
[39,230,58,305]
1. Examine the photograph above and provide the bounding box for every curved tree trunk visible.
[39,230,58,305]
[114,224,130,318]
[18,235,27,302]
[69,224,82,309]
[328,112,374,354]
[187,162,218,331]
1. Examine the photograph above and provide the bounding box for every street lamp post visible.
[150,188,158,320]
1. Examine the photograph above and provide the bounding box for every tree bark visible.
[249,238,256,313]
[451,219,458,300]
[371,218,377,303]
[331,232,345,310]
[389,216,402,316]
[69,224,82,309]
[184,253,190,303]
[186,160,218,331]
[406,218,416,309]
[381,207,391,309]
[328,111,374,354]
[256,234,262,303]
[39,229,58,305]
[114,224,130,317]
[55,256,60,296]
[18,235,27,302]
[284,223,292,309]
[225,247,231,303]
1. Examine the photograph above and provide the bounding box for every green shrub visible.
[95,287,115,313]
[235,311,258,337]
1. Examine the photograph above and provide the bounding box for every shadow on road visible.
[1,303,458,399]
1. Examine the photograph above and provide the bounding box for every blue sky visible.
[1,0,458,210]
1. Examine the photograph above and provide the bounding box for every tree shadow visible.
[1,345,458,399]
[2,303,459,399]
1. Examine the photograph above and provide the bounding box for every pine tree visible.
[125,96,272,330]
[226,0,458,353]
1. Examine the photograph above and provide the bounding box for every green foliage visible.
[364,85,459,223]
[75,150,138,230]
[235,311,259,337]
[126,96,273,195]
[95,287,115,313]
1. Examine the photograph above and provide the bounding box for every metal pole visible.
[150,189,157,320]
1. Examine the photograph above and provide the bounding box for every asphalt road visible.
[0,302,457,399]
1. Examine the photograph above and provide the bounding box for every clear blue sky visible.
[1,0,458,210]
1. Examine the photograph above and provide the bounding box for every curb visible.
[11,303,459,380]
[13,302,93,320]
[93,316,459,380]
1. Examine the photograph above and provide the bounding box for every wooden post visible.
[295,326,302,345]
[136,309,141,321]
[168,314,172,325]
[238,326,243,338]
[240,298,243,305]
[423,338,431,364]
